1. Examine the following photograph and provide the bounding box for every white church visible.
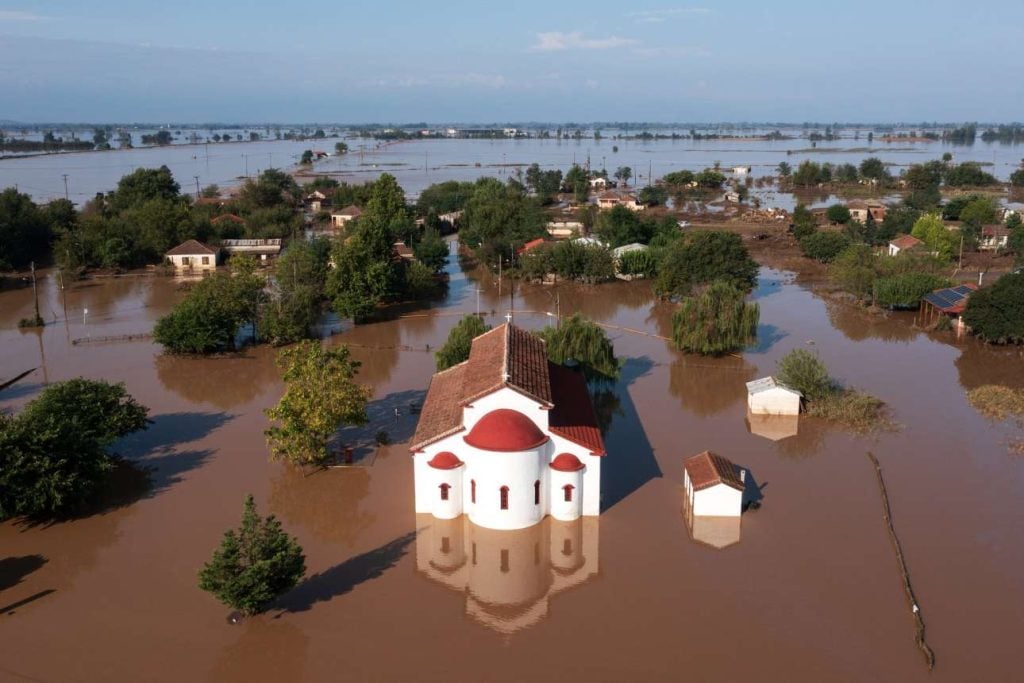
[410,323,606,530]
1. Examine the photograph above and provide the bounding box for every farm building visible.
[746,376,801,415]
[221,238,282,261]
[888,234,925,257]
[165,240,219,272]
[596,191,643,211]
[683,451,745,518]
[980,225,1010,251]
[330,205,363,228]
[918,283,977,329]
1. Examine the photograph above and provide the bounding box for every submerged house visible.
[746,376,801,416]
[221,238,282,262]
[165,240,219,271]
[596,191,643,211]
[683,451,745,518]
[410,323,605,530]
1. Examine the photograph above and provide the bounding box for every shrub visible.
[873,272,948,309]
[806,389,887,432]
[776,349,833,401]
[671,281,759,356]
[826,204,851,224]
[198,495,306,615]
[962,273,1024,344]
[966,385,1024,421]
[617,248,656,277]
[800,232,851,262]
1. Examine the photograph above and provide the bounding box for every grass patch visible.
[806,389,889,432]
[966,385,1024,422]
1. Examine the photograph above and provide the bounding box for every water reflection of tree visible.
[825,299,920,344]
[334,319,403,387]
[955,341,1024,391]
[268,466,375,547]
[668,356,757,417]
[516,280,655,323]
[209,618,309,683]
[155,349,280,410]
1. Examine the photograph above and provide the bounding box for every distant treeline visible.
[0,137,94,153]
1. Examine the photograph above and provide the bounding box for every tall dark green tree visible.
[671,281,759,356]
[198,495,306,615]
[539,314,620,385]
[435,315,491,370]
[654,231,758,300]
[963,273,1024,344]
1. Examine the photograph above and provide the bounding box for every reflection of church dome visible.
[549,453,585,472]
[464,409,548,451]
[428,451,464,469]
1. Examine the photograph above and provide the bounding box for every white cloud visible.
[633,45,711,59]
[530,31,637,52]
[0,10,45,21]
[629,8,711,24]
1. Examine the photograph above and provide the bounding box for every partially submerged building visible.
[980,225,1010,251]
[746,376,801,416]
[165,240,219,271]
[221,238,282,262]
[919,283,977,329]
[410,323,606,530]
[596,191,643,212]
[683,451,745,518]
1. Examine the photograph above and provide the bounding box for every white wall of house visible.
[548,467,584,522]
[747,387,801,415]
[431,463,465,520]
[689,483,743,517]
[887,243,901,257]
[167,253,217,270]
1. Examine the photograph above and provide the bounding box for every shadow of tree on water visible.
[600,356,663,512]
[273,532,417,614]
[333,390,426,463]
[0,555,55,616]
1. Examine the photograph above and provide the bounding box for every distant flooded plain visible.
[2,250,1023,681]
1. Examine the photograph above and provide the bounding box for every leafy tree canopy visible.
[435,315,492,371]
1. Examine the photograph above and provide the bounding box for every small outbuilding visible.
[888,234,924,257]
[746,376,801,416]
[331,205,363,228]
[165,240,219,271]
[683,451,745,518]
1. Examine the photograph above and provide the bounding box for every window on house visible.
[534,480,540,505]
[500,486,509,510]
[470,479,476,504]
[563,484,574,502]
[500,549,510,573]
[440,483,450,501]
[201,256,209,265]
[181,257,190,266]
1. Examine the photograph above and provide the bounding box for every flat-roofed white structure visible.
[746,376,801,416]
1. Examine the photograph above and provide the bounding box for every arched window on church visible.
[563,484,574,502]
[500,486,509,510]
[470,479,476,504]
[534,480,540,505]
[440,483,450,501]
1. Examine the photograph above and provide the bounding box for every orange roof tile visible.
[684,451,743,491]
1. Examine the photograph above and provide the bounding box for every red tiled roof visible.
[410,324,602,454]
[982,224,1009,238]
[890,234,924,250]
[428,452,463,469]
[210,213,244,224]
[166,239,217,256]
[548,363,605,456]
[549,453,585,472]
[684,451,744,491]
[518,238,546,255]
[464,409,549,452]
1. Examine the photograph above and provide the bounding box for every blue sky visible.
[1,1,1022,123]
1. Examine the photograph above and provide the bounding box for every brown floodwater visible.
[1,254,1023,682]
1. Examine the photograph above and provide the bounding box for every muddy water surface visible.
[1,257,1023,682]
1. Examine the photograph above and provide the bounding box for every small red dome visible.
[464,409,548,452]
[428,452,463,469]
[549,453,585,472]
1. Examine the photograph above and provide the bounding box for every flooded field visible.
[2,251,1023,681]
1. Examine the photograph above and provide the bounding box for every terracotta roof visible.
[982,224,1010,238]
[846,199,869,209]
[684,451,744,491]
[550,453,585,472]
[210,213,244,224]
[890,234,924,250]
[334,205,362,217]
[518,238,546,255]
[464,409,549,452]
[392,241,415,259]
[411,325,549,451]
[428,452,463,469]
[166,239,217,256]
[548,363,605,456]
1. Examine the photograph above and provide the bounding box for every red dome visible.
[464,409,548,452]
[549,453,585,472]
[428,452,463,469]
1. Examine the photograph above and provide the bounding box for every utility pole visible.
[475,286,481,317]
[243,154,248,177]
[958,234,964,270]
[62,174,69,201]
[194,176,201,200]
[30,261,40,324]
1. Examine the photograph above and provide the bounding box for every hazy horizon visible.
[2,1,1022,123]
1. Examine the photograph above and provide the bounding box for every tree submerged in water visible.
[198,495,306,616]
[435,315,491,371]
[265,341,370,467]
[671,281,759,356]
[539,314,620,385]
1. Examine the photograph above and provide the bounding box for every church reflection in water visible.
[415,515,599,634]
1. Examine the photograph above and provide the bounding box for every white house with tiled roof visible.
[683,451,745,518]
[411,323,605,530]
[165,240,219,271]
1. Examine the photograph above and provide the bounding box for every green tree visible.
[671,281,759,356]
[300,150,314,165]
[791,203,817,239]
[655,231,758,299]
[335,142,349,154]
[792,160,822,186]
[664,170,696,186]
[525,163,563,204]
[959,196,999,229]
[830,244,878,300]
[638,185,668,206]
[963,273,1024,344]
[776,162,792,178]
[614,166,633,186]
[776,349,833,401]
[265,341,370,467]
[911,213,957,260]
[0,379,149,520]
[539,314,619,384]
[826,204,852,224]
[414,228,449,273]
[0,188,50,270]
[873,272,949,309]
[858,157,887,182]
[198,495,305,615]
[261,240,329,346]
[459,177,546,263]
[435,315,491,370]
[800,232,851,262]
[108,165,180,211]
